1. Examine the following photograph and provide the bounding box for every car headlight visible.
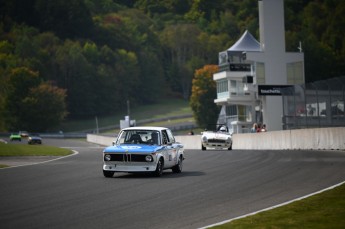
[145,155,153,162]
[104,154,111,161]
[226,137,231,143]
[202,136,208,142]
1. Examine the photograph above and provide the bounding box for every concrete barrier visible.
[232,127,345,150]
[87,134,202,149]
[87,127,345,150]
[175,135,202,149]
[87,134,115,146]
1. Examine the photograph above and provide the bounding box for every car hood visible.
[202,132,231,139]
[103,144,164,154]
[29,136,41,139]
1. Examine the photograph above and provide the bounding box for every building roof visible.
[228,30,261,52]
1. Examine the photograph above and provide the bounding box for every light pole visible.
[95,116,99,134]
[127,100,130,127]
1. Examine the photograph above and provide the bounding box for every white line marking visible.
[60,146,104,149]
[199,180,345,229]
[0,150,79,169]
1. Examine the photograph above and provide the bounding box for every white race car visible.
[103,126,184,177]
[201,125,232,150]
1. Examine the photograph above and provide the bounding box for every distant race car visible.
[10,133,21,141]
[102,126,184,177]
[28,134,42,144]
[201,125,232,150]
[19,131,29,138]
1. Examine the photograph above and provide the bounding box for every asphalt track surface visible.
[1,139,345,229]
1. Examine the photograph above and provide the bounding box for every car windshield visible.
[116,130,160,145]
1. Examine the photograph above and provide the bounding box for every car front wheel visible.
[172,156,183,173]
[153,158,164,177]
[103,170,114,178]
[202,144,206,150]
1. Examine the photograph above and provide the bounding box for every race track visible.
[1,139,345,229]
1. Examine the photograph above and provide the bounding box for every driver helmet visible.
[219,126,227,132]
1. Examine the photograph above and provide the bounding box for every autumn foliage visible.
[190,65,220,129]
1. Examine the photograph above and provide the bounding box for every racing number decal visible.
[169,149,177,161]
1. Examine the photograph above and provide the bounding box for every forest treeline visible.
[0,0,344,131]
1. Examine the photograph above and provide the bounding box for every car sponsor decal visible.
[120,146,142,149]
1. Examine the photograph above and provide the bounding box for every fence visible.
[282,76,345,129]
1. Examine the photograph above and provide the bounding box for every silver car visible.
[103,126,184,177]
[201,125,232,150]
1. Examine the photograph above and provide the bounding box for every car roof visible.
[121,126,168,131]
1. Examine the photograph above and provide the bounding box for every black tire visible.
[172,156,183,173]
[153,158,164,177]
[228,144,232,150]
[103,170,114,178]
[202,144,206,150]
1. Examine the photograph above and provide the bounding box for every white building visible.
[213,0,305,133]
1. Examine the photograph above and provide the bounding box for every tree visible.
[34,0,94,39]
[134,0,190,15]
[2,67,67,132]
[137,49,165,103]
[284,0,345,82]
[114,49,140,105]
[3,67,40,130]
[55,40,97,118]
[160,24,202,99]
[1,0,344,128]
[21,82,67,132]
[190,65,220,129]
[301,0,345,80]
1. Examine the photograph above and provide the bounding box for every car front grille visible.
[108,154,148,162]
[208,139,226,143]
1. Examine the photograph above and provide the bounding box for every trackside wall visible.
[86,134,202,149]
[87,134,115,147]
[233,127,345,150]
[87,127,345,150]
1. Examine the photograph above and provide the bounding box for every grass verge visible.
[59,98,192,132]
[104,116,200,135]
[212,183,345,229]
[0,143,72,157]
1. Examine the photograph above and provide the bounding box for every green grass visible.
[0,143,72,157]
[59,98,192,132]
[212,183,345,229]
